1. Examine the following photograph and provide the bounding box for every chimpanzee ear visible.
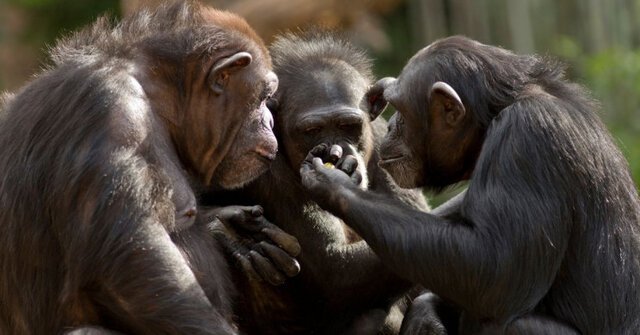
[209,52,253,95]
[362,77,394,121]
[430,81,465,127]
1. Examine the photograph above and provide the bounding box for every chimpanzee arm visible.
[286,213,410,309]
[300,102,572,320]
[252,161,411,305]
[62,149,235,335]
[275,199,409,304]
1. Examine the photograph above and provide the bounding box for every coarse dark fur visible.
[205,31,429,335]
[300,36,640,334]
[0,2,278,334]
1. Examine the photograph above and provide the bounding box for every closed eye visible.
[304,126,322,135]
[338,122,362,131]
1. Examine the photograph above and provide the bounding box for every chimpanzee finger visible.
[259,241,301,277]
[208,219,263,282]
[338,155,358,176]
[217,205,266,233]
[213,205,256,225]
[250,205,264,217]
[233,250,263,282]
[300,159,313,176]
[259,219,302,256]
[326,144,343,165]
[249,250,286,286]
[304,143,329,164]
[351,171,363,185]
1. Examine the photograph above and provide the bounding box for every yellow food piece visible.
[324,162,335,169]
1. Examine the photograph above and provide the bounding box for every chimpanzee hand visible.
[300,144,363,203]
[200,205,301,286]
[400,293,450,335]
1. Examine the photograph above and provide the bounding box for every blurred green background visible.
[1,0,638,205]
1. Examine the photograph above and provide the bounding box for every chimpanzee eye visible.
[338,122,361,132]
[304,127,321,135]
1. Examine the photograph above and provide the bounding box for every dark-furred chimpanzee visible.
[300,36,640,334]
[205,31,429,335]
[0,3,299,334]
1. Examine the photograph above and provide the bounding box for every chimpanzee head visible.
[370,36,529,190]
[132,4,278,189]
[268,31,383,188]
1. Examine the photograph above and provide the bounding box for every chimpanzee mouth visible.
[379,155,406,166]
[254,149,277,162]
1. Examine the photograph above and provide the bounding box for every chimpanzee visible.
[0,92,12,113]
[0,2,299,334]
[204,31,430,335]
[300,36,640,334]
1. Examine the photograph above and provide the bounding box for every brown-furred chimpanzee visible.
[0,2,300,334]
[300,36,640,334]
[204,31,430,335]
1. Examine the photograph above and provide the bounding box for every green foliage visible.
[7,0,120,50]
[554,36,640,187]
[612,128,640,186]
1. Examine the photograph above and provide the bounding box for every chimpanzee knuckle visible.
[250,205,264,217]
[300,162,312,176]
[351,171,363,185]
[207,218,228,235]
[339,155,358,174]
[237,253,262,282]
[304,151,318,165]
[261,242,301,277]
[310,144,322,153]
[249,250,285,286]
[231,207,245,218]
[249,241,265,255]
[238,216,264,233]
[311,157,325,169]
[327,144,343,163]
[214,208,232,220]
[261,227,302,257]
[309,143,328,156]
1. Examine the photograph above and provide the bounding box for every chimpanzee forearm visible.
[97,221,234,335]
[279,202,411,304]
[321,184,560,317]
[328,185,459,285]
[249,173,411,302]
[312,240,411,303]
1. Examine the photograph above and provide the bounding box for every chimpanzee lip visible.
[254,149,277,162]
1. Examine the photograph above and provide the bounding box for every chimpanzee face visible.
[210,51,279,189]
[377,72,429,189]
[272,61,373,187]
[373,49,477,190]
[139,26,279,189]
